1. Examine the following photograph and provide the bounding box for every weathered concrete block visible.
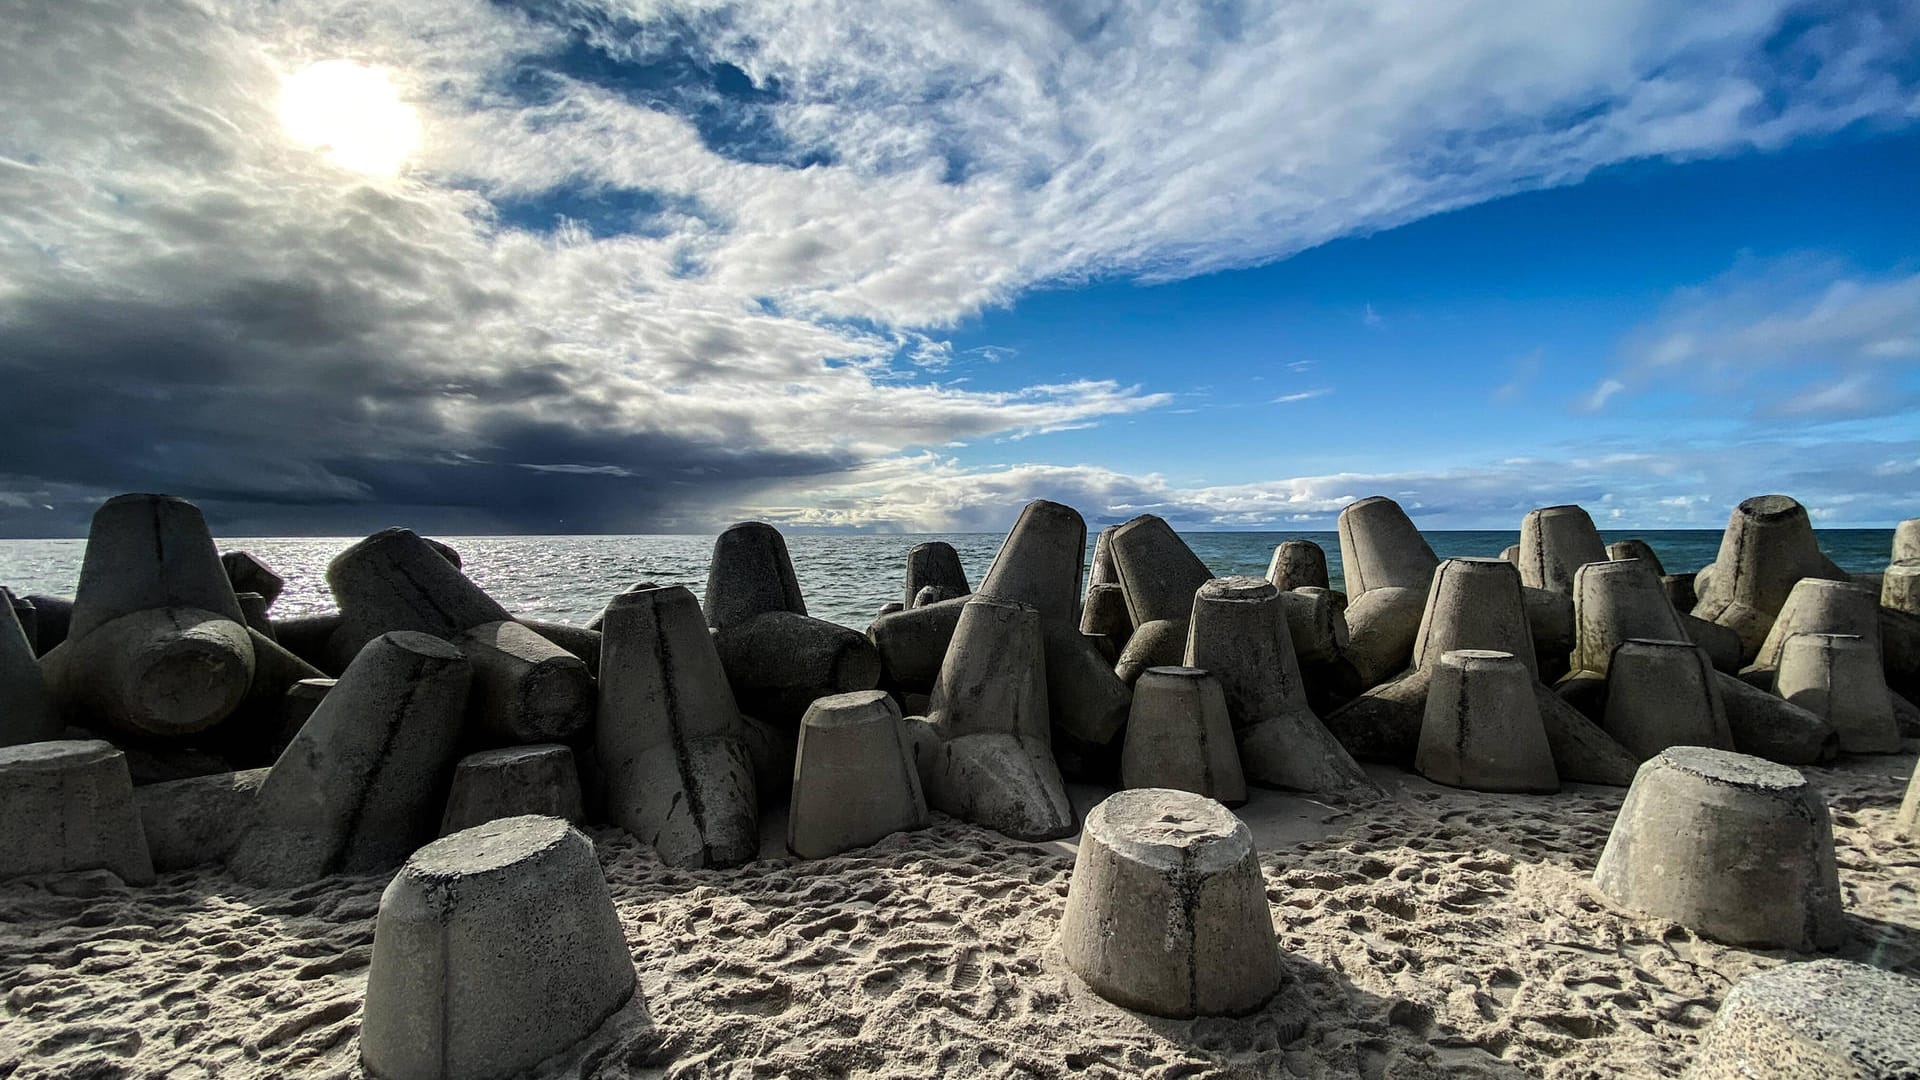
[272,610,344,673]
[1663,572,1698,613]
[1,594,59,746]
[1775,633,1899,754]
[701,521,806,630]
[1114,617,1186,686]
[1060,789,1282,1018]
[228,632,470,885]
[1714,670,1840,765]
[598,584,757,869]
[42,606,257,738]
[911,585,959,609]
[904,541,969,611]
[1593,747,1842,950]
[70,493,247,639]
[0,740,154,884]
[1895,518,1920,564]
[1535,684,1641,786]
[1079,582,1133,645]
[1519,504,1607,596]
[1606,539,1666,576]
[361,816,635,1080]
[1680,612,1743,673]
[1499,544,1520,565]
[1752,578,1884,675]
[1692,495,1849,662]
[912,597,1073,841]
[1109,514,1213,627]
[324,528,511,663]
[1338,496,1437,598]
[1416,650,1557,793]
[1185,577,1374,799]
[516,618,603,678]
[1522,585,1575,680]
[868,594,968,690]
[441,745,585,835]
[713,610,882,728]
[1121,667,1246,805]
[220,551,285,609]
[1266,539,1330,592]
[1414,558,1537,677]
[456,620,594,744]
[1883,560,1920,617]
[1601,639,1732,761]
[1569,558,1687,676]
[1278,586,1348,666]
[1687,959,1920,1080]
[234,591,275,639]
[1341,585,1426,689]
[788,690,927,858]
[134,767,268,872]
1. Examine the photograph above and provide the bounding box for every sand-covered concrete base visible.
[1,754,1914,1079]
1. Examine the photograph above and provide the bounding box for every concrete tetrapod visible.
[1592,747,1843,951]
[1337,496,1438,598]
[1606,539,1666,576]
[134,767,268,872]
[1691,495,1848,662]
[1601,639,1732,761]
[1340,585,1427,690]
[1686,960,1920,1080]
[1059,789,1283,1019]
[228,632,471,886]
[1714,672,1840,765]
[220,551,285,609]
[1568,559,1688,676]
[598,584,758,869]
[441,744,585,835]
[69,493,249,638]
[0,596,58,746]
[909,596,1074,841]
[904,541,969,611]
[1415,650,1558,794]
[1114,618,1187,686]
[703,522,881,727]
[1120,667,1247,806]
[974,500,1131,751]
[1895,517,1920,563]
[1774,633,1900,754]
[1108,514,1214,626]
[1749,578,1883,675]
[0,740,154,884]
[1079,582,1133,647]
[1278,586,1348,667]
[1518,504,1608,596]
[1266,539,1330,592]
[360,816,635,1080]
[327,529,591,741]
[1884,561,1920,616]
[1185,577,1375,799]
[788,690,928,858]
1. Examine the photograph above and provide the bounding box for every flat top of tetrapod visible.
[1654,746,1805,791]
[802,689,899,727]
[1091,789,1243,853]
[0,739,119,770]
[1720,959,1920,1067]
[409,814,574,877]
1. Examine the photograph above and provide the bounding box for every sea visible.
[0,529,1897,631]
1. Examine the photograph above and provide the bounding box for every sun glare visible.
[278,60,419,176]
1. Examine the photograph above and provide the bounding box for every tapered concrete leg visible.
[1593,747,1842,950]
[1601,639,1732,760]
[1185,577,1374,798]
[220,551,285,608]
[1041,620,1132,749]
[0,740,154,884]
[135,767,268,872]
[1413,558,1538,677]
[1278,587,1347,666]
[913,585,961,608]
[70,493,247,638]
[1894,518,1920,563]
[1687,960,1920,1080]
[228,632,471,886]
[788,690,927,858]
[1342,585,1426,689]
[3,589,36,654]
[1109,514,1213,626]
[868,595,967,690]
[234,592,275,639]
[598,585,758,869]
[1337,496,1438,598]
[975,499,1087,622]
[904,541,969,611]
[1751,578,1883,675]
[197,629,327,767]
[361,816,636,1080]
[1663,573,1698,613]
[456,620,595,744]
[714,610,882,727]
[42,606,257,737]
[1121,667,1246,805]
[1522,586,1575,680]
[1499,544,1519,565]
[915,597,1073,840]
[1692,495,1848,662]
[1606,539,1666,576]
[1080,582,1133,643]
[1680,612,1743,673]
[1519,504,1608,596]
[0,596,58,746]
[701,521,807,628]
[1416,650,1557,793]
[1713,670,1840,765]
[1884,561,1920,616]
[441,745,585,835]
[1115,618,1186,686]
[326,528,512,643]
[272,610,343,672]
[1266,540,1329,592]
[1534,685,1641,786]
[516,618,603,677]
[1059,789,1282,1019]
[1323,669,1430,764]
[1569,559,1687,676]
[1775,633,1899,754]
[1088,525,1119,589]
[24,594,70,656]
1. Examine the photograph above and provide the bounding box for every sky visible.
[1,0,1917,537]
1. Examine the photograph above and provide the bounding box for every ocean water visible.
[0,529,1897,631]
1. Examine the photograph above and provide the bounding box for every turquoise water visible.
[0,529,1896,630]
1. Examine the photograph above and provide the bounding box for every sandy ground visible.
[1,751,1914,1080]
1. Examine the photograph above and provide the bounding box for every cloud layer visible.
[1,0,1916,534]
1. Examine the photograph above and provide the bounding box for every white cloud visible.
[1272,388,1333,404]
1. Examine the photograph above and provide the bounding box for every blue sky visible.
[1,0,1916,535]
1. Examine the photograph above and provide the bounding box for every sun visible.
[278,60,420,176]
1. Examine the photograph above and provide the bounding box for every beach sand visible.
[1,752,1914,1080]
